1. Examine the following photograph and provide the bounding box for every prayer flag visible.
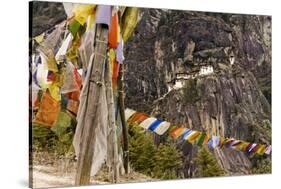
[125,109,136,121]
[95,5,112,26]
[139,117,157,129]
[154,121,171,135]
[108,13,119,48]
[148,120,162,131]
[196,133,206,146]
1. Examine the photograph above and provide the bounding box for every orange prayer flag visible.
[135,114,150,124]
[33,91,60,127]
[171,127,186,139]
[108,13,119,49]
[203,134,210,145]
[128,112,148,124]
[112,60,120,90]
[65,91,80,101]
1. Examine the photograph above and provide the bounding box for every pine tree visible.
[194,147,225,177]
[128,124,183,179]
[251,156,271,174]
[128,124,157,175]
[153,143,182,179]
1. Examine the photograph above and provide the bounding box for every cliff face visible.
[124,9,271,176]
[31,1,66,37]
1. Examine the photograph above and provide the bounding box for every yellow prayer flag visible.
[187,131,201,143]
[256,144,266,155]
[240,142,250,151]
[119,7,127,17]
[73,4,96,25]
[48,84,61,101]
[121,7,139,43]
[34,33,44,44]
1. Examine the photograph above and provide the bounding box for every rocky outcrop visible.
[124,9,271,176]
[30,1,66,37]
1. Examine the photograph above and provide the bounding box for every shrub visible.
[128,124,157,175]
[128,124,182,179]
[194,147,225,177]
[251,156,271,174]
[153,143,182,179]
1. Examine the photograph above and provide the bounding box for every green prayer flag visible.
[68,20,81,38]
[196,133,206,146]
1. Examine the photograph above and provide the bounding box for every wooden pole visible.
[105,56,119,182]
[75,24,109,186]
[117,63,129,174]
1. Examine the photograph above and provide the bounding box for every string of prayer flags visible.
[124,108,272,156]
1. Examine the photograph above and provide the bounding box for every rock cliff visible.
[123,9,271,176]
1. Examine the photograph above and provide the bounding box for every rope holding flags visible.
[125,108,272,156]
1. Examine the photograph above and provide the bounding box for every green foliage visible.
[249,120,272,144]
[194,147,225,177]
[128,124,182,179]
[129,124,156,175]
[251,156,271,174]
[153,144,182,179]
[32,123,75,156]
[183,78,200,104]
